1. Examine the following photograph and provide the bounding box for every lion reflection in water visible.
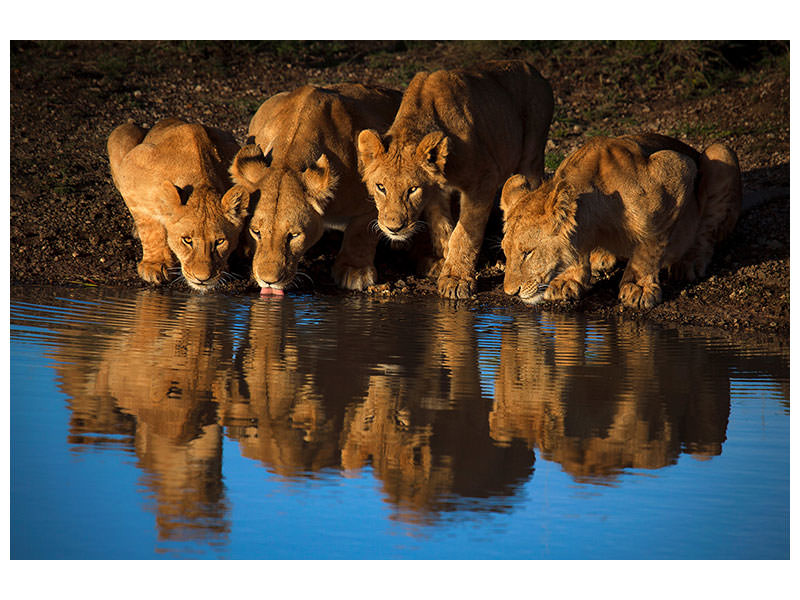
[52,291,734,530]
[489,313,731,482]
[54,291,234,544]
[219,296,533,520]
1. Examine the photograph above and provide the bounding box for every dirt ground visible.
[9,41,789,337]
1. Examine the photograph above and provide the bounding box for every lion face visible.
[230,145,335,291]
[161,183,249,292]
[358,129,450,242]
[500,175,577,303]
[247,170,327,289]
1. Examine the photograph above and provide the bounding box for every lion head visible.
[158,181,250,292]
[500,174,578,303]
[229,144,337,291]
[357,129,450,242]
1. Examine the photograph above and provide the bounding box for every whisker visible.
[295,271,314,286]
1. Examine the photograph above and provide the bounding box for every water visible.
[10,286,789,559]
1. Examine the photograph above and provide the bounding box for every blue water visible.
[9,286,789,559]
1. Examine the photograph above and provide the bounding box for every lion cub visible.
[108,118,248,291]
[229,83,402,293]
[500,134,742,309]
[357,60,554,299]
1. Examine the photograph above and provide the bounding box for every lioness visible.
[230,83,402,293]
[108,118,248,291]
[357,60,554,299]
[500,133,742,309]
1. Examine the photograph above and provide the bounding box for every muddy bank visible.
[9,41,789,337]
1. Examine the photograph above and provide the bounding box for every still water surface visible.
[10,286,789,559]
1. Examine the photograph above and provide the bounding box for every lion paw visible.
[589,249,617,275]
[437,275,476,299]
[619,282,662,309]
[138,260,171,284]
[544,277,584,301]
[333,263,377,291]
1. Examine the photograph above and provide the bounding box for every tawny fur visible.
[500,134,742,309]
[231,83,402,291]
[107,118,246,292]
[357,60,554,299]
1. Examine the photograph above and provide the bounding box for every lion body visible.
[500,134,742,308]
[357,60,554,298]
[108,118,247,291]
[232,83,402,291]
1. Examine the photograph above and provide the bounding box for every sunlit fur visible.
[500,134,742,309]
[357,60,554,299]
[107,118,246,292]
[235,84,402,291]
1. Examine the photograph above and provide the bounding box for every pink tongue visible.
[260,287,284,297]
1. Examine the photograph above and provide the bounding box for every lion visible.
[500,133,742,309]
[357,60,554,299]
[229,83,402,293]
[108,117,248,292]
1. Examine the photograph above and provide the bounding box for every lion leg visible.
[332,211,380,291]
[437,185,494,299]
[416,194,454,279]
[618,244,664,309]
[544,255,591,301]
[130,209,175,284]
[671,143,742,282]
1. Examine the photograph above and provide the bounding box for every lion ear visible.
[303,153,337,215]
[221,184,251,225]
[546,181,577,234]
[230,144,271,190]
[416,131,450,175]
[500,174,531,216]
[357,129,385,167]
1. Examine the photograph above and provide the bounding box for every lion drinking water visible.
[357,60,554,299]
[500,133,742,309]
[230,83,402,293]
[108,118,247,292]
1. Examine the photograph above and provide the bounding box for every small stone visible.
[99,257,105,263]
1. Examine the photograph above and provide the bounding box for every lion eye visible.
[408,186,419,195]
[288,232,301,240]
[215,238,226,248]
[250,227,261,240]
[181,236,193,246]
[375,183,386,194]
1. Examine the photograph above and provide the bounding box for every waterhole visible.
[10,285,789,559]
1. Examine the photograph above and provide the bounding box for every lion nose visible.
[503,278,520,296]
[383,216,407,233]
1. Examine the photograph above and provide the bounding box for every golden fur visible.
[231,83,402,291]
[108,118,247,291]
[500,133,742,309]
[357,60,554,298]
